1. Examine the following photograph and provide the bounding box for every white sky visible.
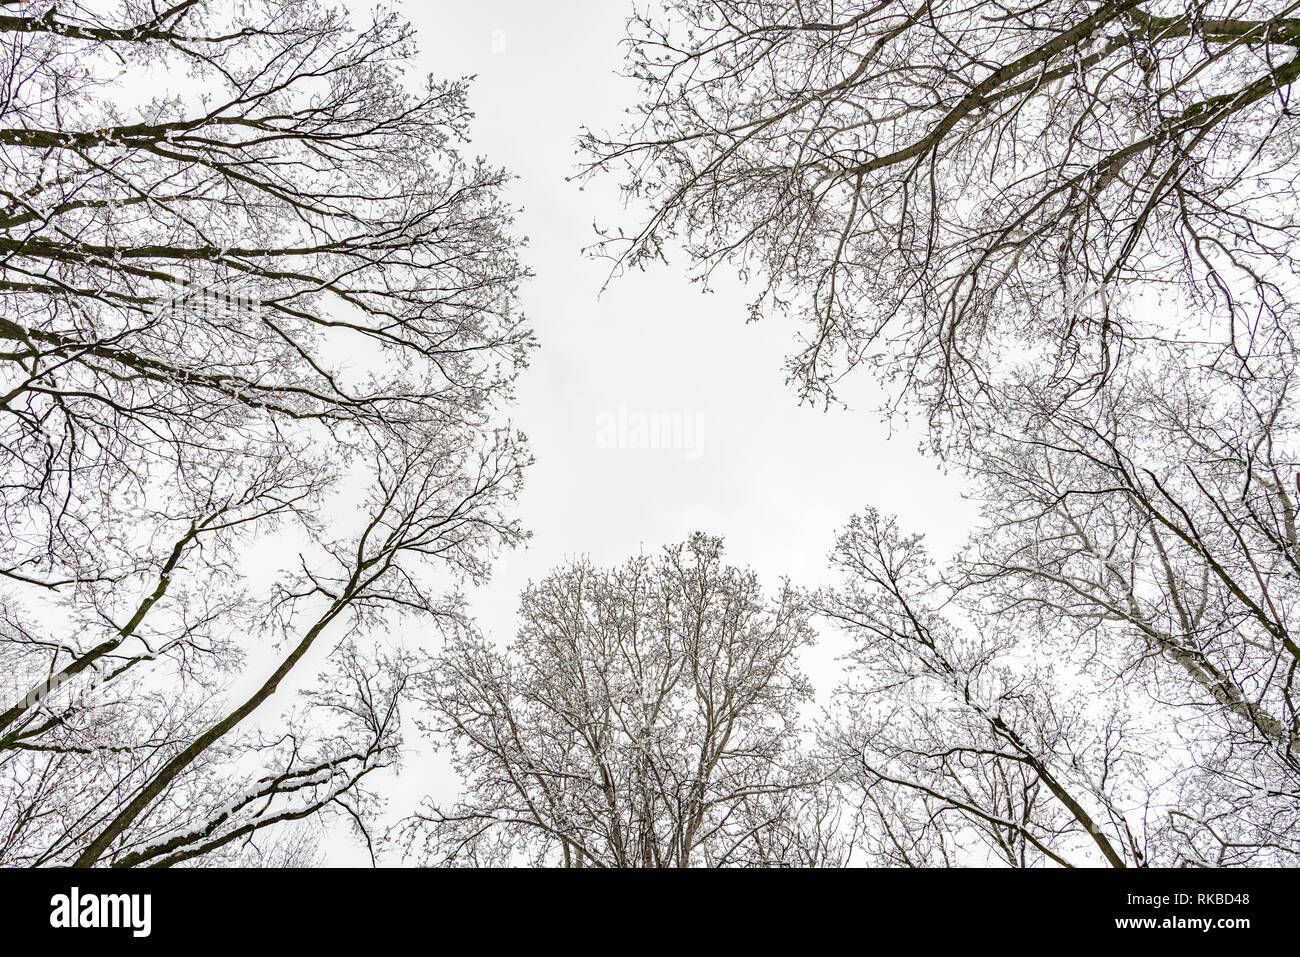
[324,0,977,864]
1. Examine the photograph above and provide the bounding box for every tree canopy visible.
[0,0,531,866]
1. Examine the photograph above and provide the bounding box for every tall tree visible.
[958,347,1300,864]
[821,497,1300,867]
[583,1,1300,424]
[404,534,838,867]
[0,0,532,866]
[819,510,1143,867]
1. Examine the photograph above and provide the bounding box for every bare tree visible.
[404,534,839,867]
[0,1,532,866]
[583,1,1300,424]
[957,346,1300,864]
[821,497,1300,867]
[820,510,1147,867]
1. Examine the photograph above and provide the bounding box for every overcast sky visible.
[327,0,977,864]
